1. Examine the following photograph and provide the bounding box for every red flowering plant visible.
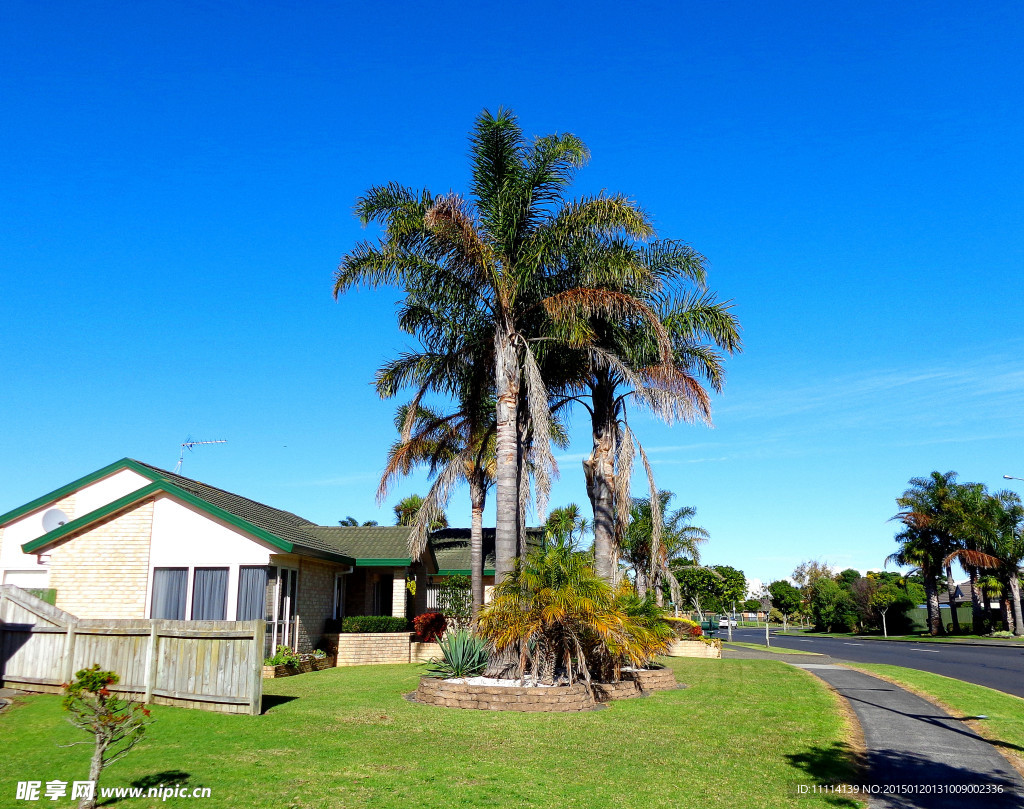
[413,611,448,642]
[61,665,153,809]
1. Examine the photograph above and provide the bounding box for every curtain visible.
[151,568,188,620]
[192,568,228,620]
[237,566,269,621]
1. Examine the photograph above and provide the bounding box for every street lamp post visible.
[1004,475,1024,483]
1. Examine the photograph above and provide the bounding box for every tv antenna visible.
[174,437,227,474]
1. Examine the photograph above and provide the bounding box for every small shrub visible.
[62,666,152,809]
[311,648,327,660]
[413,611,447,642]
[438,575,472,630]
[264,645,301,667]
[427,629,488,678]
[987,630,1014,638]
[340,615,410,633]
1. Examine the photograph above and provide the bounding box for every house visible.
[0,459,444,653]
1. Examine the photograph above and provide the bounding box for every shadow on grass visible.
[261,693,298,713]
[788,744,1024,808]
[785,742,862,808]
[99,771,202,806]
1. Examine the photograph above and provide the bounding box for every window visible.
[151,568,188,620]
[191,567,228,621]
[237,566,269,621]
[333,573,346,620]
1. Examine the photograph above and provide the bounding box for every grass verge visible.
[723,641,821,656]
[0,659,863,808]
[845,664,1024,772]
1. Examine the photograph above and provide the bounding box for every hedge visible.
[339,615,410,633]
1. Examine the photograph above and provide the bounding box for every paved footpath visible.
[723,646,1024,808]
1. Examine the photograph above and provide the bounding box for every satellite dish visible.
[42,508,69,533]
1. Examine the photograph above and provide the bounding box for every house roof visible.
[428,527,544,575]
[9,458,507,573]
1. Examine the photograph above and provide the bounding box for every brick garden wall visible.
[323,632,420,666]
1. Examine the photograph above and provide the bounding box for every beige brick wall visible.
[326,632,416,666]
[47,500,154,619]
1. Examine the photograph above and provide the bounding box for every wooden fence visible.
[0,585,264,715]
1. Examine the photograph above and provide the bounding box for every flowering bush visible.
[413,611,448,642]
[665,617,703,639]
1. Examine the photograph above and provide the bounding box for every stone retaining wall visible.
[666,640,721,659]
[624,667,679,692]
[415,677,596,712]
[592,679,640,703]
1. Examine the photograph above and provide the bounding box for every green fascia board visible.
[21,480,355,566]
[354,558,412,567]
[0,458,164,528]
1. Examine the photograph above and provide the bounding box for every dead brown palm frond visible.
[541,288,673,363]
[943,549,1002,570]
[423,194,492,269]
[613,421,635,548]
[521,341,558,520]
[641,363,713,424]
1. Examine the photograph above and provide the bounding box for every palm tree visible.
[335,109,672,584]
[573,289,741,582]
[886,526,944,636]
[379,402,494,617]
[891,471,965,634]
[544,504,589,548]
[338,516,379,526]
[621,491,709,604]
[392,494,448,530]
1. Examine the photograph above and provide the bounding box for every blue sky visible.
[2,1,1022,587]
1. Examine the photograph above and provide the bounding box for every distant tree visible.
[544,504,589,548]
[837,568,861,589]
[742,598,761,612]
[791,560,835,591]
[767,580,802,631]
[339,516,379,526]
[622,492,709,603]
[809,578,852,632]
[673,564,723,619]
[710,565,746,611]
[393,494,448,530]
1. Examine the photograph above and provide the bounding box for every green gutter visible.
[354,558,412,567]
[436,569,495,576]
[0,458,163,528]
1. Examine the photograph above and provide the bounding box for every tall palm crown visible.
[335,109,673,583]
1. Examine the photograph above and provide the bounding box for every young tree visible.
[61,666,152,809]
[767,580,802,632]
[870,583,902,637]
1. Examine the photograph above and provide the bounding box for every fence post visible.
[61,621,77,684]
[144,621,159,704]
[249,620,265,716]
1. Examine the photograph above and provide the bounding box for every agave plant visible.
[426,629,489,679]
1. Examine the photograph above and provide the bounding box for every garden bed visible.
[414,676,596,712]
[262,657,334,679]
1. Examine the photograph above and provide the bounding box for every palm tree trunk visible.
[1010,575,1024,637]
[944,563,961,633]
[968,566,985,634]
[494,325,519,584]
[469,476,485,621]
[924,574,941,636]
[583,377,616,582]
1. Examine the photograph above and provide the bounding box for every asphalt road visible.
[726,627,1024,698]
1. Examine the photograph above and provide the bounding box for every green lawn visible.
[0,659,862,808]
[724,641,822,656]
[845,664,1024,764]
